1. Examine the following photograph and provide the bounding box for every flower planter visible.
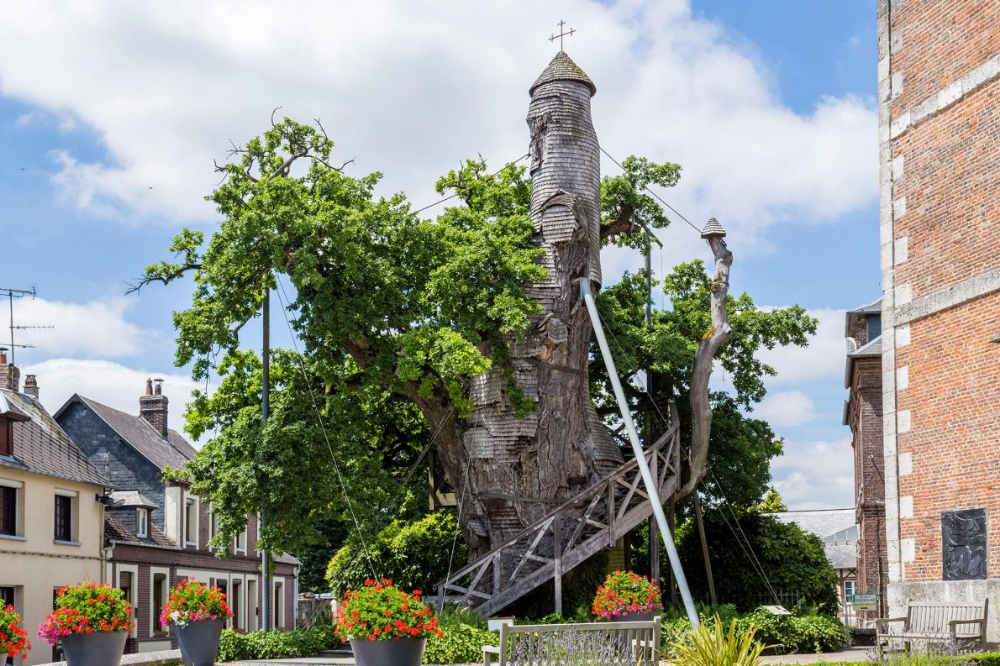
[617,610,659,622]
[175,619,224,666]
[60,630,127,666]
[0,653,6,664]
[350,637,426,666]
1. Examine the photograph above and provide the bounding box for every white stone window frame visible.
[149,566,170,638]
[272,577,285,630]
[0,477,25,540]
[137,508,149,539]
[116,563,139,638]
[184,495,199,548]
[234,523,247,555]
[53,487,80,545]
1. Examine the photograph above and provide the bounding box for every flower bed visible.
[159,579,232,627]
[0,604,31,658]
[38,581,133,645]
[592,570,663,620]
[334,579,443,642]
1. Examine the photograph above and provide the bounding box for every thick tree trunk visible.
[434,53,621,558]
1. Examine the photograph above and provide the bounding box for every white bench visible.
[482,617,661,665]
[876,599,989,653]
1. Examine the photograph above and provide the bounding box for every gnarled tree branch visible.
[676,227,733,499]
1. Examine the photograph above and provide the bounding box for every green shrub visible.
[326,511,464,596]
[677,512,841,614]
[216,626,336,661]
[736,608,847,654]
[422,607,498,664]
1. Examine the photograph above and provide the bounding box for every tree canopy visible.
[138,117,816,573]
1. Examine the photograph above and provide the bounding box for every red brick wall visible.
[849,357,889,611]
[892,85,999,295]
[895,292,1000,580]
[889,0,999,114]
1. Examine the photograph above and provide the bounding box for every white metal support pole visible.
[580,277,700,627]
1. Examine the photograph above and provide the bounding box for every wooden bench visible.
[482,617,660,665]
[876,599,989,653]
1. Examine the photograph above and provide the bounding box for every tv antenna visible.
[0,287,54,365]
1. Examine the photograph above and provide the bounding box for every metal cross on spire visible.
[549,19,576,51]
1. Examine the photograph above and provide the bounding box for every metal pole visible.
[644,242,660,588]
[580,277,700,627]
[261,290,271,632]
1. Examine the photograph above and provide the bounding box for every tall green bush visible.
[677,512,840,614]
[325,510,465,596]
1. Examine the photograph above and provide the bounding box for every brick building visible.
[876,0,1000,640]
[843,299,889,620]
[55,381,299,653]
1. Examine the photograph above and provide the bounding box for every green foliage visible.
[670,613,769,666]
[326,511,464,597]
[600,155,682,249]
[756,486,788,513]
[737,609,847,654]
[423,608,498,665]
[333,580,441,641]
[677,513,841,614]
[216,626,336,662]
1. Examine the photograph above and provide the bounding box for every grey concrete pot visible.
[175,619,224,666]
[350,637,426,666]
[61,630,127,666]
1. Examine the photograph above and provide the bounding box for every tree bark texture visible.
[678,232,733,499]
[439,53,623,557]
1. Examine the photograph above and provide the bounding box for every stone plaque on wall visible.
[942,509,987,581]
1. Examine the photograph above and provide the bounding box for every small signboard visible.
[848,594,879,611]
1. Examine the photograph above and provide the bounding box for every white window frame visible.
[184,496,199,548]
[54,488,80,545]
[116,564,139,638]
[234,525,247,555]
[272,577,285,630]
[149,567,170,637]
[137,509,149,538]
[844,579,856,600]
[0,477,24,540]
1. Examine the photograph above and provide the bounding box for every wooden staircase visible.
[437,410,682,617]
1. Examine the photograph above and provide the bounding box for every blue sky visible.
[0,1,880,509]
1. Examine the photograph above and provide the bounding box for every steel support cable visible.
[412,153,529,216]
[710,470,783,607]
[274,278,378,580]
[441,454,474,613]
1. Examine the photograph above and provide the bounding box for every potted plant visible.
[38,581,132,666]
[0,604,31,663]
[592,570,663,621]
[334,579,443,666]
[159,579,232,666]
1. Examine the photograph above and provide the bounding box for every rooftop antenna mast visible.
[0,287,53,365]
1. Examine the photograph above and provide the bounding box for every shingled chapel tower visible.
[462,50,622,550]
[876,0,1000,640]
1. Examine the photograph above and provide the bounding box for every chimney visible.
[139,377,169,438]
[0,349,19,392]
[23,374,39,399]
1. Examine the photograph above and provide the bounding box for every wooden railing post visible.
[553,517,563,616]
[607,481,616,547]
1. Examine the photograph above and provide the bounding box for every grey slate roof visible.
[845,335,882,388]
[529,51,596,96]
[844,298,882,335]
[0,389,108,487]
[110,490,158,509]
[105,512,176,549]
[61,395,198,470]
[766,509,858,571]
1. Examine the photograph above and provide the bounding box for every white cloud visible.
[759,308,847,386]
[1,296,151,358]
[24,358,203,440]
[0,0,876,265]
[754,390,816,429]
[772,437,854,510]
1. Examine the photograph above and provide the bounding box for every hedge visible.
[216,626,337,661]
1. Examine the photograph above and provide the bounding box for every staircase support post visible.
[580,277,700,628]
[553,517,563,616]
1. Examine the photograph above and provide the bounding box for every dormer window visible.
[0,417,11,457]
[137,508,149,538]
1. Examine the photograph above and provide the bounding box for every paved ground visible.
[224,647,874,665]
